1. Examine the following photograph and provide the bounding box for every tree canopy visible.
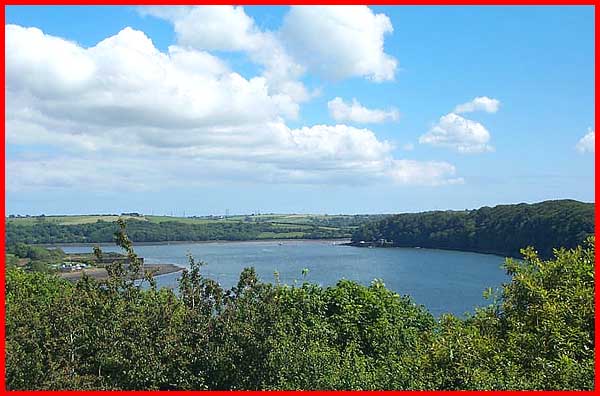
[352,199,594,258]
[6,218,353,245]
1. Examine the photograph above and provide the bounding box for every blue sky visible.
[5,6,595,215]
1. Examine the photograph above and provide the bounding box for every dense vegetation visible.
[5,243,66,273]
[6,221,595,390]
[6,218,352,245]
[353,200,594,258]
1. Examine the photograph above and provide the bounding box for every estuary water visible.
[60,240,510,317]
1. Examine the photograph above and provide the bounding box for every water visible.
[59,240,510,317]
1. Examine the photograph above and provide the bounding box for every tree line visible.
[6,219,350,245]
[5,243,66,273]
[5,220,594,390]
[352,199,594,258]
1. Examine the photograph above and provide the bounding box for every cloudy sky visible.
[5,6,595,215]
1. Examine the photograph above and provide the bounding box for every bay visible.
[60,240,510,317]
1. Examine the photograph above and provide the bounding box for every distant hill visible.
[351,200,594,258]
[5,214,388,245]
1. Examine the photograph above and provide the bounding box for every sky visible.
[5,5,595,216]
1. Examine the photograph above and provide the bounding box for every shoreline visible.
[59,263,183,282]
[346,242,515,259]
[41,238,352,247]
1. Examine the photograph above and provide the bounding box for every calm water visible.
[60,240,510,317]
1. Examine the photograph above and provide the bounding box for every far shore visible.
[40,238,352,248]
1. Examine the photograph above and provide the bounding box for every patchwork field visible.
[7,213,384,228]
[6,213,389,244]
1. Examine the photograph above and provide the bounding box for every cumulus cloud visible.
[421,96,499,154]
[143,5,398,85]
[419,113,494,154]
[7,25,296,124]
[6,24,460,191]
[327,97,399,124]
[576,128,595,154]
[454,96,500,114]
[281,6,397,81]
[141,6,257,52]
[141,6,309,103]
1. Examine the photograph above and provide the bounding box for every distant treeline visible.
[352,200,594,258]
[6,220,349,245]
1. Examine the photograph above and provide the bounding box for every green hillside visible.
[6,214,388,245]
[352,199,594,258]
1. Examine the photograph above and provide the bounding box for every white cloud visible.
[576,128,595,154]
[421,96,499,154]
[141,6,309,103]
[142,6,257,52]
[7,25,295,124]
[454,96,500,114]
[143,5,398,85]
[327,97,399,124]
[419,113,494,154]
[7,154,462,193]
[6,24,461,191]
[281,6,397,81]
[6,157,164,192]
[401,143,415,151]
[387,160,463,186]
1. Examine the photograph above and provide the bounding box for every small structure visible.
[60,262,89,272]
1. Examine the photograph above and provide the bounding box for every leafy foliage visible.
[5,221,595,390]
[6,218,352,245]
[5,243,66,273]
[7,243,65,261]
[352,199,594,258]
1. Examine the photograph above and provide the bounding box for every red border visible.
[1,2,598,395]
[1,1,598,4]
[596,2,599,392]
[2,1,598,4]
[2,1,7,394]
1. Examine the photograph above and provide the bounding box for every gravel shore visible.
[59,263,183,282]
